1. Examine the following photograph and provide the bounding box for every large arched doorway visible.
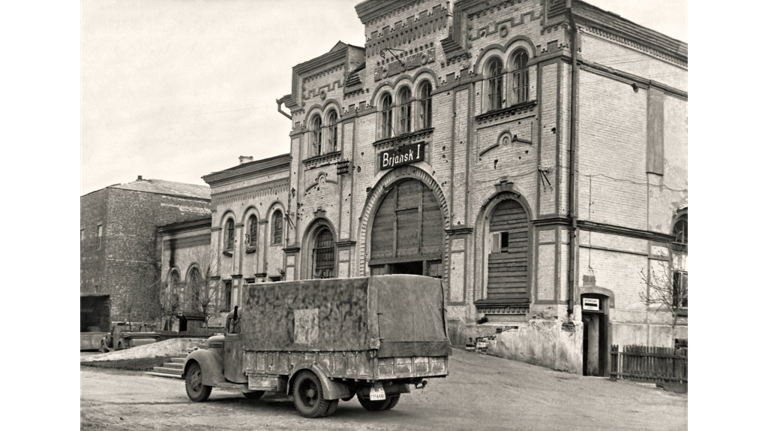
[368,179,444,277]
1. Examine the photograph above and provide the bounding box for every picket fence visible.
[610,344,687,383]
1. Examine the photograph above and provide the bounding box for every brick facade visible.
[154,0,687,374]
[80,178,211,323]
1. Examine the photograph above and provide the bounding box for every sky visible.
[80,0,688,195]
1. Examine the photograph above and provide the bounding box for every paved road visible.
[80,349,686,430]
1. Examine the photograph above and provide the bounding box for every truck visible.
[181,275,451,418]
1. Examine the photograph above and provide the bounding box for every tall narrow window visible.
[313,228,335,279]
[187,266,203,311]
[511,51,529,104]
[381,93,393,139]
[81,228,85,241]
[673,271,688,309]
[327,110,338,152]
[272,210,283,245]
[419,82,432,129]
[311,115,322,156]
[225,219,235,250]
[398,87,412,134]
[223,280,232,311]
[488,58,504,111]
[247,215,258,247]
[97,224,103,249]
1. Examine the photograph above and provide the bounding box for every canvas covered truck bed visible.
[240,275,451,380]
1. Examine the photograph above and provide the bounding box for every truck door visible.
[223,333,247,383]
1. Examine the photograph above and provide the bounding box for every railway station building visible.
[160,0,687,375]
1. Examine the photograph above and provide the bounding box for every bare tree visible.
[639,245,688,331]
[158,274,181,331]
[186,249,219,328]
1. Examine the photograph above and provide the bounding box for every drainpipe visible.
[566,0,580,317]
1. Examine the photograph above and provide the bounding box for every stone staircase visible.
[146,356,185,379]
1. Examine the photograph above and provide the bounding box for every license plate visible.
[369,383,386,401]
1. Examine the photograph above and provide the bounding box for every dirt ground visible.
[80,348,686,430]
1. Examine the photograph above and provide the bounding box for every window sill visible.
[474,298,529,315]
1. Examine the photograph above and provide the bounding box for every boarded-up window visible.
[313,228,335,279]
[487,200,529,305]
[370,180,443,273]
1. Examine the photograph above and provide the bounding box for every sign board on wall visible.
[582,297,600,311]
[378,142,425,170]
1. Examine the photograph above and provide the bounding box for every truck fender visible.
[287,363,353,401]
[183,349,225,387]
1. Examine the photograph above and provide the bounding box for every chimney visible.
[239,156,254,164]
[137,175,143,181]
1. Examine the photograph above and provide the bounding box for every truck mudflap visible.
[285,363,353,401]
[184,349,225,387]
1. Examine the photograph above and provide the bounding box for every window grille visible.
[511,51,529,104]
[488,58,503,111]
[225,219,235,250]
[381,94,393,138]
[419,82,432,129]
[272,211,283,245]
[399,88,412,134]
[248,215,258,246]
[313,229,335,279]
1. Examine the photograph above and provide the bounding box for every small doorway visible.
[581,294,610,376]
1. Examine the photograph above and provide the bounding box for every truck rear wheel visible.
[358,395,389,411]
[185,362,212,402]
[292,371,332,418]
[384,395,400,410]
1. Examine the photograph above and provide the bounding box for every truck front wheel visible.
[292,371,333,418]
[185,362,212,402]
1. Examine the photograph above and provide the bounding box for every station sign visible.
[379,142,425,171]
[582,297,600,311]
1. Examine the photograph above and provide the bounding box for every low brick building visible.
[158,0,687,375]
[81,177,211,323]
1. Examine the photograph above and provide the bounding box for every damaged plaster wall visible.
[487,318,583,373]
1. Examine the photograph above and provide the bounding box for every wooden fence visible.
[610,344,687,383]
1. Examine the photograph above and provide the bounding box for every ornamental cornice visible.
[372,128,434,150]
[475,101,537,125]
[302,151,342,170]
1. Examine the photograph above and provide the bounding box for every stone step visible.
[169,357,185,364]
[162,362,184,370]
[153,366,183,375]
[146,371,182,379]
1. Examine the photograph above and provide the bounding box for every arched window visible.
[225,218,235,250]
[511,50,529,104]
[165,270,181,321]
[398,87,412,134]
[272,210,283,245]
[247,214,258,247]
[673,214,688,244]
[419,82,432,129]
[313,228,335,279]
[187,266,203,311]
[327,110,338,152]
[310,115,322,156]
[487,58,504,111]
[381,93,393,139]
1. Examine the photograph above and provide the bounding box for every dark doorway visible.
[179,315,188,332]
[581,294,610,376]
[391,261,423,275]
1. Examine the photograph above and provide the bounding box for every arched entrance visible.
[581,293,611,376]
[368,179,444,277]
